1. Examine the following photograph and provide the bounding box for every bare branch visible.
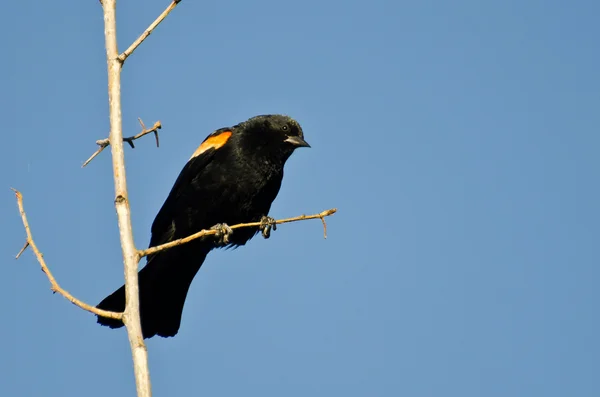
[139,208,337,258]
[118,0,182,63]
[102,0,152,395]
[11,189,123,321]
[82,120,161,168]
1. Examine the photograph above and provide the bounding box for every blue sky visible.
[2,0,599,396]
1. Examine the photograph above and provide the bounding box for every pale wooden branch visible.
[82,119,162,168]
[11,189,123,321]
[139,208,337,258]
[102,0,152,396]
[118,0,182,63]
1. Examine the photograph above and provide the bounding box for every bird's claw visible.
[260,216,277,239]
[211,223,233,245]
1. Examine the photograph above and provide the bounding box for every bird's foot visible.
[211,223,233,245]
[259,216,277,239]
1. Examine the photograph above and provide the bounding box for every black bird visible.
[96,114,310,338]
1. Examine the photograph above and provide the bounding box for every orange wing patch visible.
[190,131,232,159]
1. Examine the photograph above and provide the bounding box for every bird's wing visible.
[149,128,233,248]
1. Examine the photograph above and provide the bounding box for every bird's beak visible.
[284,135,311,148]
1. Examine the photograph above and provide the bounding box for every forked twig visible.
[82,119,161,167]
[140,208,337,258]
[11,188,122,320]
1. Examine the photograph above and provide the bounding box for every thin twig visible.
[138,118,160,148]
[15,241,29,259]
[321,216,328,239]
[118,0,182,63]
[139,208,337,258]
[11,188,122,320]
[82,120,161,167]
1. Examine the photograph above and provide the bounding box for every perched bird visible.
[96,114,310,338]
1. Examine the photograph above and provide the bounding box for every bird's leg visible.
[211,223,233,245]
[259,215,277,239]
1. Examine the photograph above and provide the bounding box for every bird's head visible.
[236,114,310,160]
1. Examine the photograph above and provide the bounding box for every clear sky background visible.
[2,1,598,396]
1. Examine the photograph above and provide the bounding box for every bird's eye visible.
[282,125,289,131]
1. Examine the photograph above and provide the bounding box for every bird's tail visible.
[96,245,210,339]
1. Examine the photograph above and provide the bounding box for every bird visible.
[96,114,310,339]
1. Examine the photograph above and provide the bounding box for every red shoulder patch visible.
[190,131,232,159]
